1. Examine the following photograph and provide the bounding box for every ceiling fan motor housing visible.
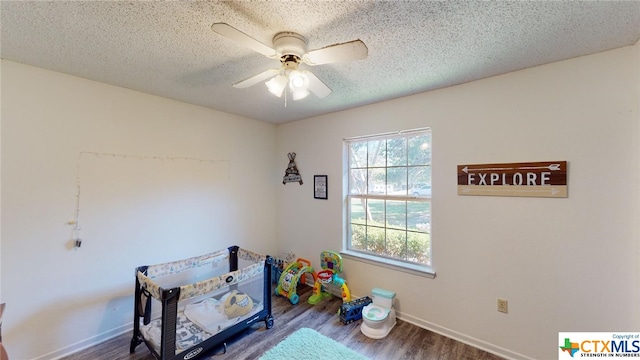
[273,32,307,58]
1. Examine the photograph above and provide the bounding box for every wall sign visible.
[314,175,327,199]
[457,161,567,198]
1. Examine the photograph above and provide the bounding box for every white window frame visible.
[342,128,435,278]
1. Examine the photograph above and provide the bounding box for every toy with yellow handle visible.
[340,282,351,303]
[335,281,352,318]
[310,271,328,298]
[308,270,334,304]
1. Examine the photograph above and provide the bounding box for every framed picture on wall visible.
[314,175,328,199]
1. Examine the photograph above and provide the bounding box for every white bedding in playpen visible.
[140,291,262,353]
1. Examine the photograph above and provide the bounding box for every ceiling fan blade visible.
[211,23,278,59]
[233,69,280,88]
[305,71,332,98]
[303,40,368,66]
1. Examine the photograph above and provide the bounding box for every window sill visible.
[340,250,436,279]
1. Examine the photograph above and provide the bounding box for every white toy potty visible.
[360,288,396,339]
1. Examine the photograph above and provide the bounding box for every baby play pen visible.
[130,245,273,360]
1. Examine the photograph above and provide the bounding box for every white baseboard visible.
[395,311,535,360]
[341,287,534,360]
[43,287,534,360]
[34,323,132,360]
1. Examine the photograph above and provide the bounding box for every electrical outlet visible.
[497,298,508,313]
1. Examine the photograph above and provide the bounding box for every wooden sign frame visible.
[457,161,567,198]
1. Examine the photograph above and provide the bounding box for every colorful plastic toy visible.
[308,251,351,305]
[275,258,316,304]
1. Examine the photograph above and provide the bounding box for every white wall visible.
[277,43,640,360]
[636,39,640,336]
[0,60,279,359]
[1,42,638,360]
[0,60,3,305]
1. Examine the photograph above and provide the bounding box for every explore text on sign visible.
[457,161,567,198]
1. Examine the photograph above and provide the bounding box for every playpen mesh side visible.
[135,247,268,356]
[146,248,230,278]
[136,248,266,302]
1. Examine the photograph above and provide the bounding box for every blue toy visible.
[339,296,373,324]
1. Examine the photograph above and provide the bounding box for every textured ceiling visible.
[1,1,639,124]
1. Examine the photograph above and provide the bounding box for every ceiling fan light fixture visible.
[289,70,310,101]
[288,70,309,91]
[292,88,310,101]
[265,75,288,97]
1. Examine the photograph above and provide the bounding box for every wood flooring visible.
[60,285,504,360]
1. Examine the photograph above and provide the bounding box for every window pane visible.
[387,137,406,167]
[408,201,430,233]
[408,166,431,196]
[349,197,367,225]
[368,168,386,194]
[366,225,385,255]
[386,200,406,230]
[387,167,407,195]
[350,224,367,251]
[408,134,431,166]
[368,199,385,224]
[350,142,367,168]
[386,229,407,259]
[368,139,386,167]
[349,169,367,194]
[407,231,431,265]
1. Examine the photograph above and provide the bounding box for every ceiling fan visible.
[211,23,368,101]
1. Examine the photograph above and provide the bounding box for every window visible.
[345,129,432,275]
